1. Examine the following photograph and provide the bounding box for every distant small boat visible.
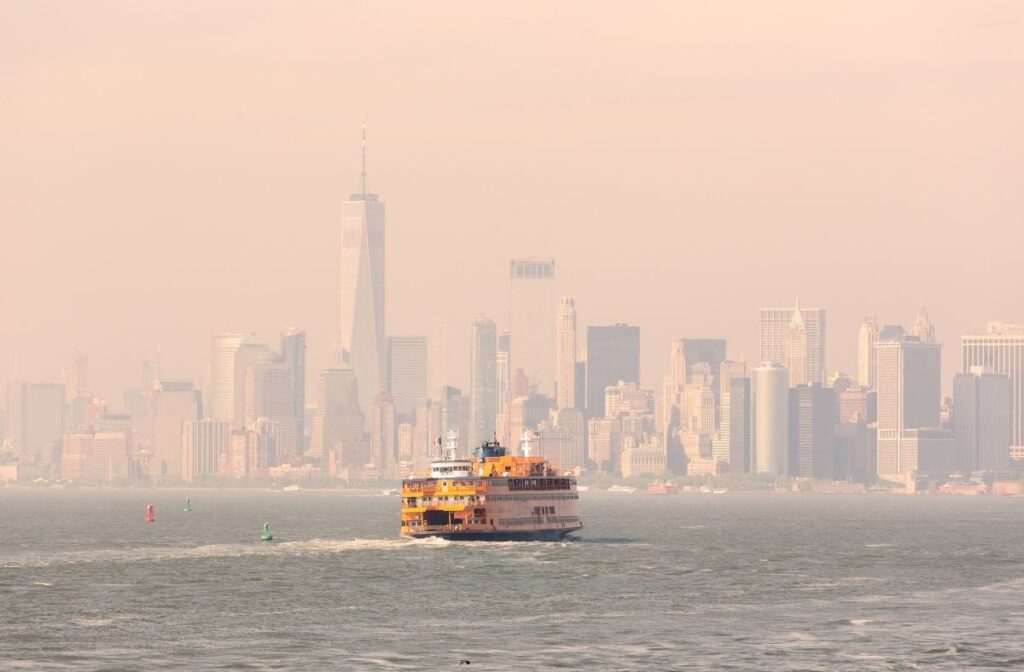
[184,498,192,512]
[381,488,398,496]
[260,522,273,541]
[647,481,679,495]
[712,489,728,495]
[608,485,637,494]
[282,485,301,492]
[145,504,155,523]
[576,485,590,492]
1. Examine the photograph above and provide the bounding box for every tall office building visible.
[752,363,788,475]
[857,318,880,389]
[786,310,810,386]
[953,367,1012,472]
[876,337,941,479]
[150,380,201,481]
[727,377,751,471]
[555,297,577,410]
[428,317,446,398]
[243,360,299,460]
[759,299,826,385]
[181,419,231,482]
[912,305,936,343]
[339,130,386,417]
[788,385,837,478]
[19,383,66,467]
[386,335,428,420]
[509,258,556,394]
[210,333,245,421]
[586,324,641,419]
[280,328,306,452]
[370,392,396,470]
[680,338,728,392]
[962,323,1024,459]
[232,335,275,430]
[309,366,364,468]
[469,318,498,448]
[495,330,512,447]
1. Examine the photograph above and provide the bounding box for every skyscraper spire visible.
[360,121,367,197]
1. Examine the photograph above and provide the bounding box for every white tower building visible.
[752,362,788,475]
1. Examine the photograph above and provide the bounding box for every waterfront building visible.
[788,384,837,478]
[752,363,788,475]
[876,336,941,479]
[182,419,231,482]
[150,380,201,481]
[953,367,1011,472]
[961,322,1024,462]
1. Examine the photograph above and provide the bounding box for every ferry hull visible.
[405,528,579,542]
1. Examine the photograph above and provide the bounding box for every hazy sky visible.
[2,1,1022,403]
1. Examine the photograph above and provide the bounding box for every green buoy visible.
[184,498,192,513]
[260,522,273,541]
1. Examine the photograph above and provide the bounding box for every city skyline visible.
[3,3,1021,404]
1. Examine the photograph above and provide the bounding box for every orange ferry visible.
[401,431,583,541]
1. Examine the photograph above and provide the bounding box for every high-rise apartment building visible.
[339,131,386,417]
[386,335,428,420]
[469,318,498,448]
[586,324,641,419]
[759,299,826,386]
[953,367,1012,472]
[509,258,556,394]
[150,380,201,481]
[555,297,577,410]
[962,322,1024,459]
[876,337,941,479]
[752,363,788,475]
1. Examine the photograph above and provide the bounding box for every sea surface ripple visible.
[2,489,1023,670]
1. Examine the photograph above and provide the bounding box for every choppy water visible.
[2,489,1023,670]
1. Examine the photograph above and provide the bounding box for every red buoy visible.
[145,504,155,523]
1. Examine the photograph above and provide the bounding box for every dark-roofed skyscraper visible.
[586,324,640,419]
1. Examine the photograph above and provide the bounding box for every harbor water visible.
[2,489,1023,670]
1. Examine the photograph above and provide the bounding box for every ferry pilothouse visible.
[400,430,583,541]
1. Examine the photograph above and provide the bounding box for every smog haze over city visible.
[3,2,1024,670]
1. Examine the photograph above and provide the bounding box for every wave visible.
[1,537,435,569]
